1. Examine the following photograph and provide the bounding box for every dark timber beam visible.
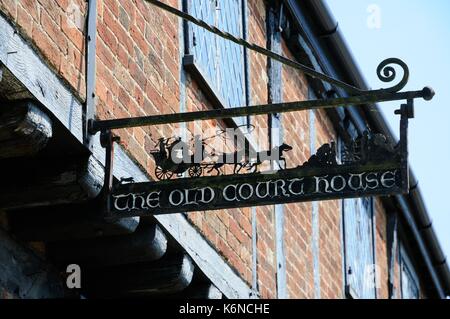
[0,155,103,210]
[84,253,195,297]
[0,100,53,159]
[47,222,167,267]
[8,203,140,242]
[0,227,66,298]
[170,283,223,299]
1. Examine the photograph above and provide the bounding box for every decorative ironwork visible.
[375,58,409,94]
[341,132,397,165]
[288,131,398,170]
[147,132,294,180]
[105,119,409,218]
[150,136,207,180]
[302,142,338,168]
[92,49,433,218]
[106,130,405,218]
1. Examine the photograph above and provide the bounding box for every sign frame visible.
[91,60,432,219]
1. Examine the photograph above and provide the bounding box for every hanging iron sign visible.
[110,165,400,217]
[109,167,402,218]
[106,128,408,218]
[91,59,434,219]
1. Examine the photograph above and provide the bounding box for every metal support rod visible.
[90,87,434,133]
[100,130,119,217]
[396,98,414,192]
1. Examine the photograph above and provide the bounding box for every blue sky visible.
[325,0,450,259]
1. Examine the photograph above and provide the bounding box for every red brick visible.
[41,9,68,54]
[32,27,62,70]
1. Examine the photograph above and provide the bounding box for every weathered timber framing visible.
[84,0,97,149]
[182,55,227,111]
[0,2,436,300]
[0,155,103,210]
[174,283,223,299]
[9,203,140,242]
[0,100,52,159]
[47,222,167,267]
[0,18,84,141]
[0,13,254,298]
[84,253,195,297]
[309,103,322,298]
[387,211,399,298]
[267,0,287,299]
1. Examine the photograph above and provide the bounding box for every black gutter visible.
[285,0,450,298]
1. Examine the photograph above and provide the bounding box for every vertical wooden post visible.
[267,1,287,299]
[85,0,97,149]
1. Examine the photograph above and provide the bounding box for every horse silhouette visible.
[249,143,293,173]
[208,150,249,175]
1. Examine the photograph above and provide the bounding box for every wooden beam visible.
[0,227,66,298]
[84,253,195,297]
[171,283,223,299]
[0,155,103,210]
[0,65,34,100]
[187,284,223,299]
[0,100,53,159]
[8,203,140,241]
[47,222,167,267]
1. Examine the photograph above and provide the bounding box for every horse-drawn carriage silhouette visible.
[150,135,293,181]
[150,137,205,180]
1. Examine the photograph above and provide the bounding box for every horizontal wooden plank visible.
[0,155,103,210]
[47,222,167,267]
[84,253,195,297]
[9,203,140,241]
[172,283,223,299]
[0,17,84,143]
[0,100,53,159]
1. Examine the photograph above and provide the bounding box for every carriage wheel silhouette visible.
[188,165,202,178]
[155,166,174,180]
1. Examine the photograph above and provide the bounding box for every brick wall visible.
[0,0,420,299]
[281,40,314,298]
[0,0,87,100]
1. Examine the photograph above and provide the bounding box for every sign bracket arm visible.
[89,56,436,217]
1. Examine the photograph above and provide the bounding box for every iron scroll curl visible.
[372,58,410,94]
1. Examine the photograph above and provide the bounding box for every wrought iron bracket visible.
[100,129,119,218]
[92,59,434,218]
[397,98,414,192]
[99,99,420,218]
